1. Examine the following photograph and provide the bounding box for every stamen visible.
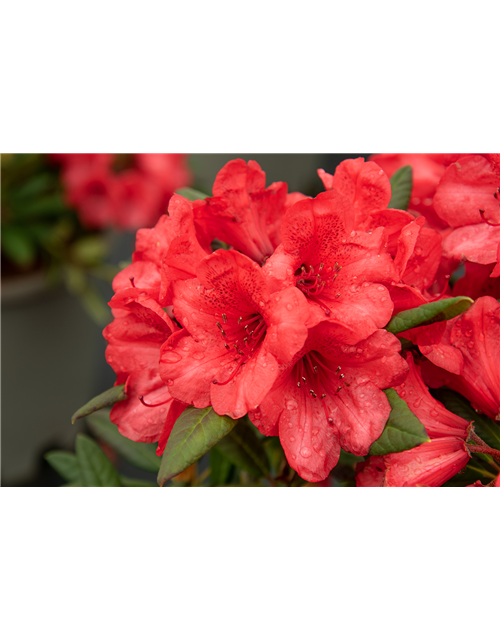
[222,313,227,323]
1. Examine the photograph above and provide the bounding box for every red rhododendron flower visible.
[249,323,408,482]
[369,154,500,283]
[262,189,399,342]
[433,155,500,227]
[355,352,471,487]
[369,153,451,229]
[159,249,310,419]
[104,266,187,455]
[421,296,500,421]
[192,159,294,265]
[317,158,443,306]
[55,153,192,230]
[394,353,469,439]
[386,438,469,487]
[102,194,212,456]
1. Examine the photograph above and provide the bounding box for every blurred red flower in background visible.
[52,153,192,230]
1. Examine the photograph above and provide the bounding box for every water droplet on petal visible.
[166,379,174,386]
[162,352,182,364]
[289,436,295,443]
[286,303,293,311]
[285,399,298,410]
[300,447,312,458]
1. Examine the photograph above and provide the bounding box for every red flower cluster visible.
[51,153,192,230]
[370,153,500,299]
[103,156,500,485]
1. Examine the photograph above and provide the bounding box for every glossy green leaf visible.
[45,451,82,482]
[86,409,161,474]
[158,407,238,486]
[338,449,365,467]
[175,187,209,201]
[388,165,413,211]
[75,434,121,487]
[71,384,127,424]
[215,421,270,478]
[209,447,233,486]
[369,389,430,456]
[120,475,158,487]
[385,296,474,335]
[432,389,500,450]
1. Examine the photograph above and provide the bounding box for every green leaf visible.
[214,421,271,478]
[62,480,85,487]
[86,409,161,474]
[385,296,474,335]
[388,165,413,211]
[158,407,238,486]
[75,434,121,487]
[338,449,365,467]
[120,475,158,487]
[45,451,82,482]
[15,194,68,218]
[1,226,37,267]
[209,447,234,486]
[369,389,430,456]
[72,384,127,424]
[11,172,54,200]
[175,187,209,201]
[432,389,500,451]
